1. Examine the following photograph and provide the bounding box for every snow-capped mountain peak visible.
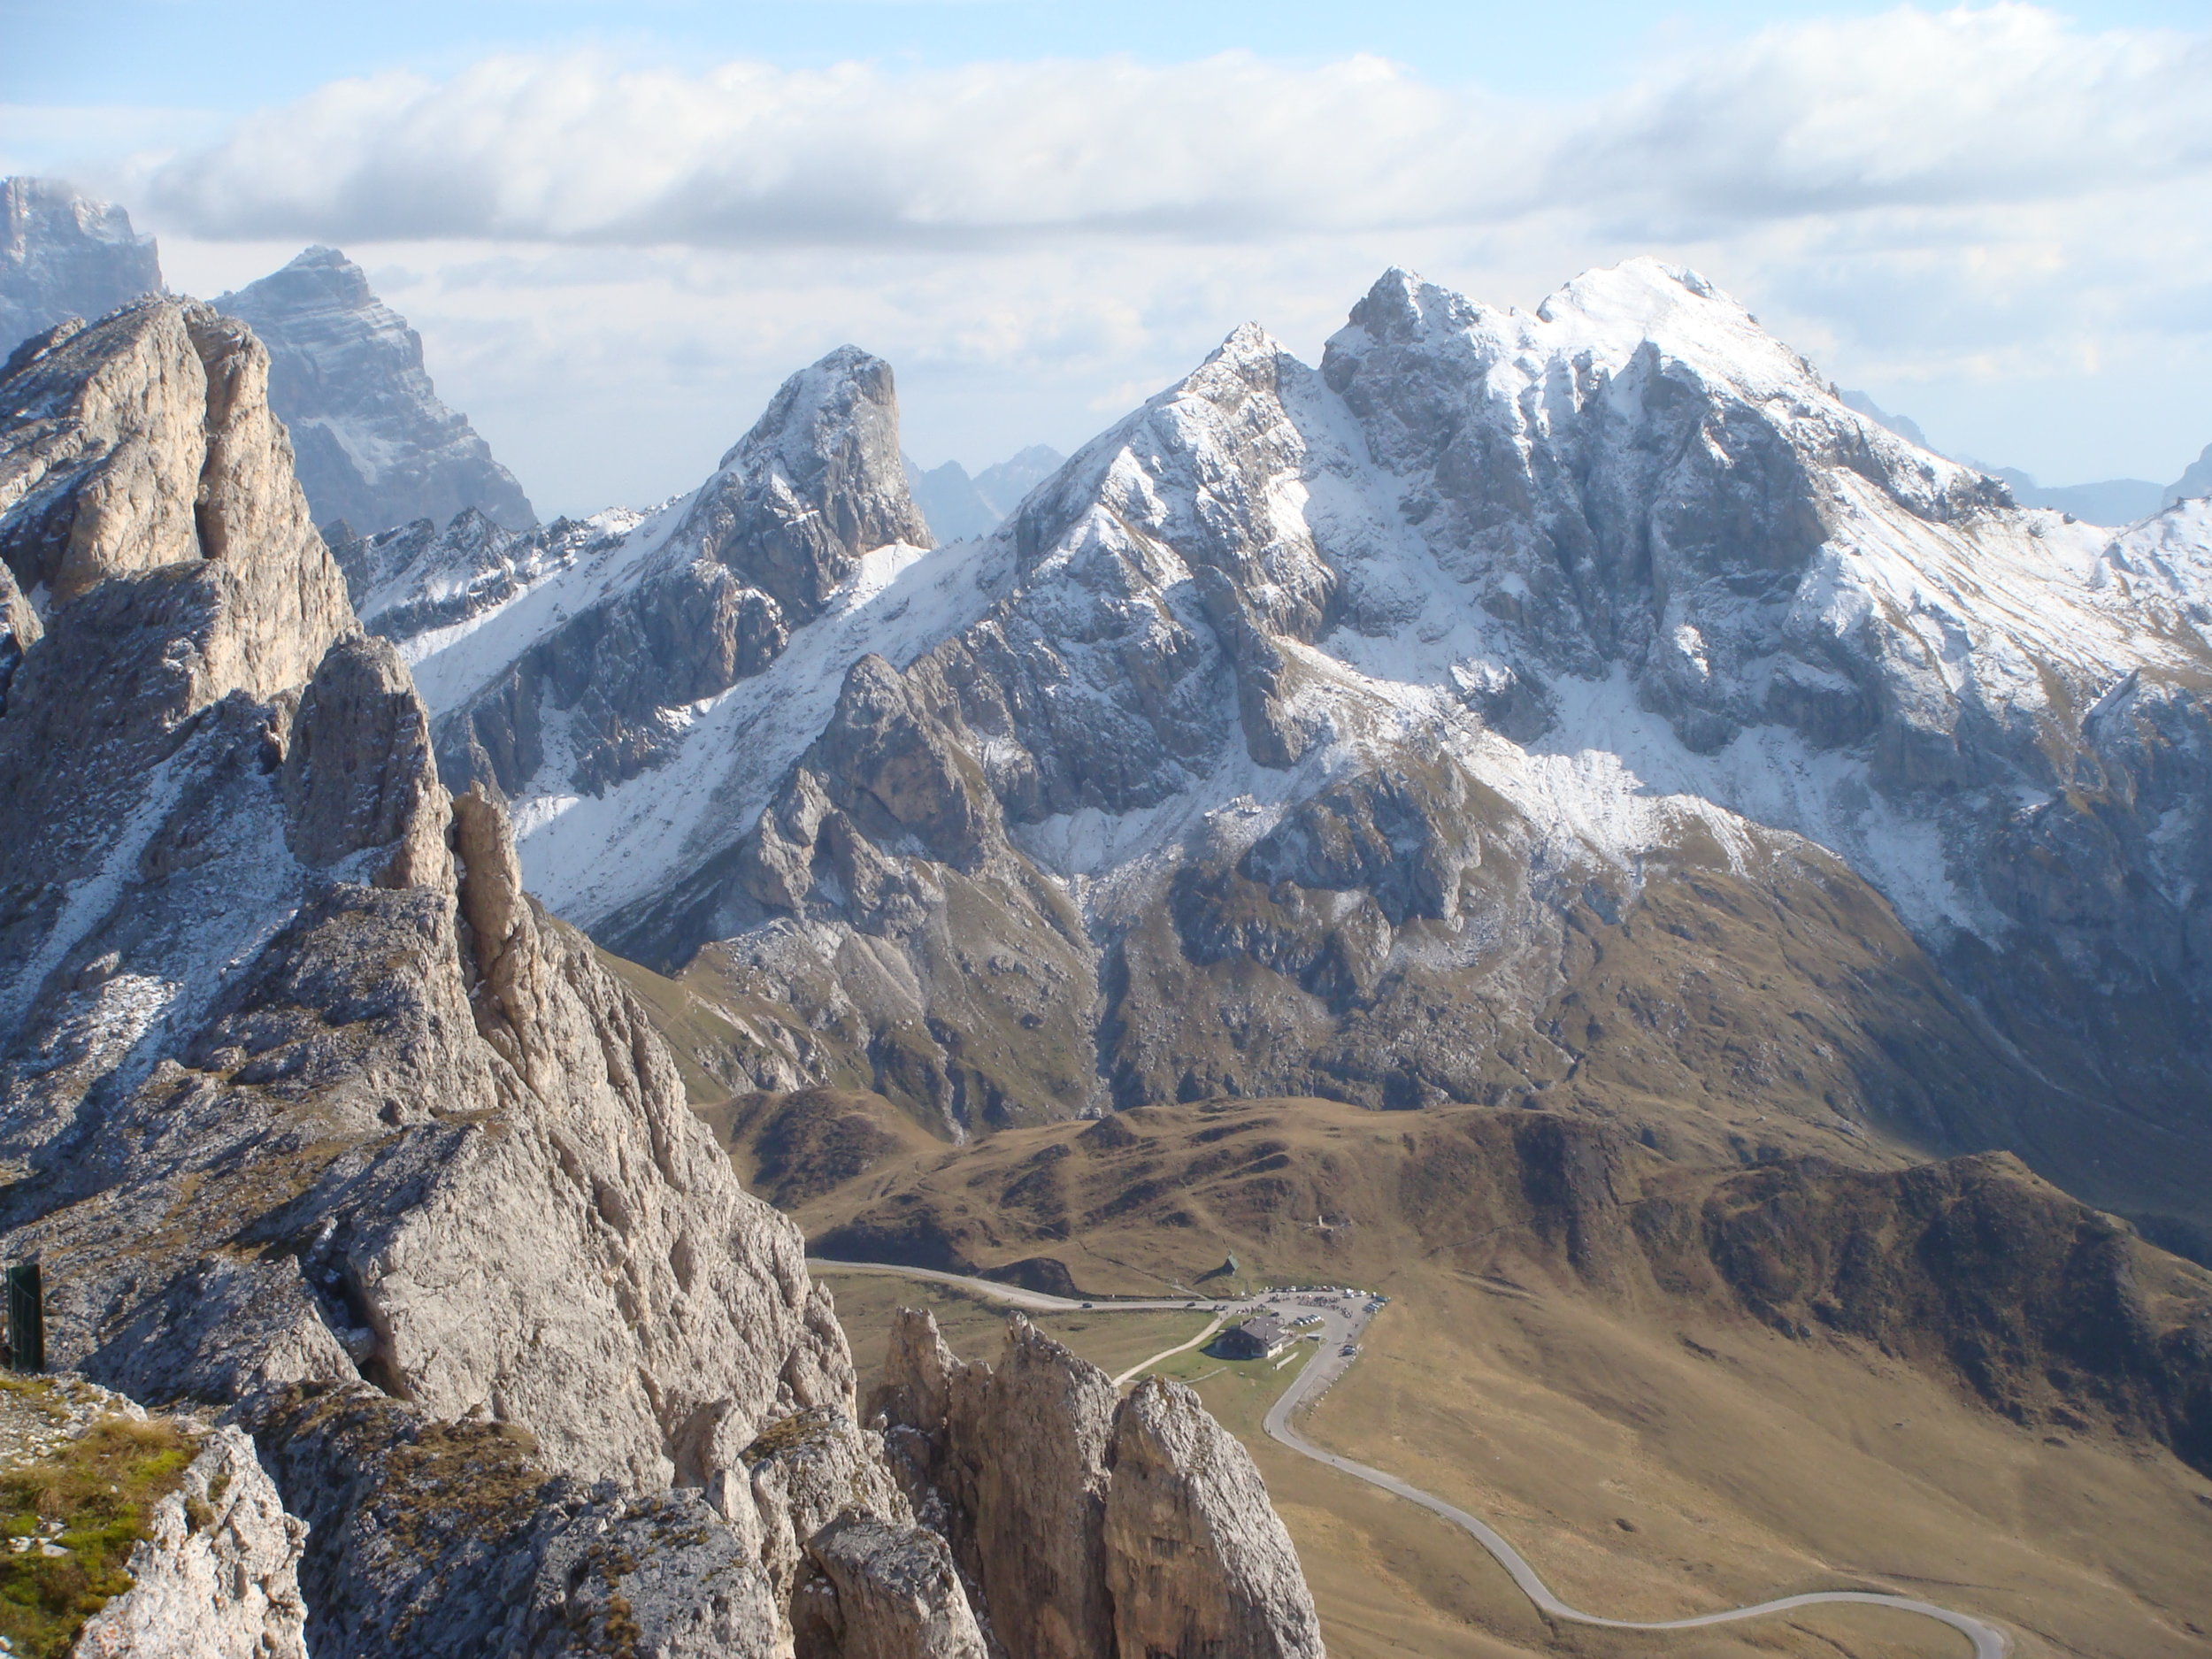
[350,264,2212,1245]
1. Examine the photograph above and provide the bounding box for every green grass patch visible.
[0,1412,200,1658]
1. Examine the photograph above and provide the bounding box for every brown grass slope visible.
[733,1092,2212,1658]
[606,803,2212,1252]
[774,1094,2212,1472]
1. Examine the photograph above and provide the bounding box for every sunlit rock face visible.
[357,260,2212,1248]
[0,296,858,1653]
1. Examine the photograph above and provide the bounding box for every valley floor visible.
[796,1101,2212,1659]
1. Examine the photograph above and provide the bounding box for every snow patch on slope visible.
[516,534,1011,926]
[400,502,684,709]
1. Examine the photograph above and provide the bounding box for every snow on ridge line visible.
[1011,647,1976,948]
[398,499,690,713]
[512,534,1009,926]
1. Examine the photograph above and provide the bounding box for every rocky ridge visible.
[0,179,161,360]
[216,247,534,536]
[0,294,1323,1658]
[475,259,2212,1244]
[352,343,953,928]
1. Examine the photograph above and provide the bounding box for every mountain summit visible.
[217,246,535,536]
[0,177,161,352]
[0,294,1315,1659]
[341,258,2212,1252]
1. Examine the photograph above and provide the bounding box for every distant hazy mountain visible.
[1970,464,2164,527]
[1837,388,1929,449]
[972,443,1064,515]
[217,247,535,535]
[904,456,998,542]
[905,444,1069,543]
[0,177,162,353]
[2167,442,2212,509]
[1842,387,2171,526]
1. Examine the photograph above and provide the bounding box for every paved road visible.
[808,1258,1233,1314]
[812,1260,2009,1659]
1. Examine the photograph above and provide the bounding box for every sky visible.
[4,0,2211,518]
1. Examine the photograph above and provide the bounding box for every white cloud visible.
[35,4,2212,511]
[1556,5,2212,218]
[131,7,2212,245]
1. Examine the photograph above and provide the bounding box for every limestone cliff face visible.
[0,297,348,677]
[872,1310,1325,1659]
[1105,1379,1325,1659]
[0,296,857,1652]
[348,344,935,809]
[795,1516,988,1659]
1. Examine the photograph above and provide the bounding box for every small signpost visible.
[6,1260,43,1374]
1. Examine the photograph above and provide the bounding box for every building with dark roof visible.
[1214,1314,1292,1360]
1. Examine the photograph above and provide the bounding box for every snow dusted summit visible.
[361,258,2212,1253]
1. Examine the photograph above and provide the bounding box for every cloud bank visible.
[134,6,2212,246]
[46,4,2206,514]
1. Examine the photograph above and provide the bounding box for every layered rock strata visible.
[217,247,534,535]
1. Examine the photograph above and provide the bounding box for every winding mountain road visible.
[809,1259,2009,1658]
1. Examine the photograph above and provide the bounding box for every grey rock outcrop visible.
[524,1486,784,1659]
[355,344,934,810]
[795,1516,987,1659]
[1104,1379,1324,1659]
[71,1425,311,1659]
[0,295,873,1654]
[733,1404,914,1643]
[956,1317,1119,1659]
[218,246,534,534]
[872,1310,1324,1659]
[1,178,161,356]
